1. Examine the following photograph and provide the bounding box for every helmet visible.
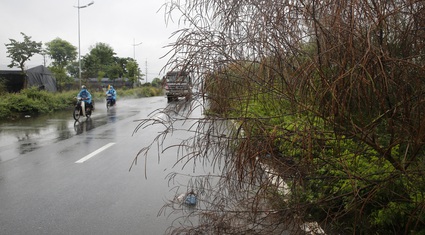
[110,86,114,89]
[81,85,86,89]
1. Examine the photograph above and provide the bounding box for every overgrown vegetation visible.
[0,86,163,120]
[0,87,74,119]
[133,1,425,234]
[118,85,163,98]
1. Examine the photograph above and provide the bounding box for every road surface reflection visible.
[0,98,143,162]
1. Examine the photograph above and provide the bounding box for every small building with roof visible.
[0,65,57,92]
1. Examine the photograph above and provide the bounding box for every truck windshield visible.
[167,74,189,83]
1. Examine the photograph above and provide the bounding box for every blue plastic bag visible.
[185,193,197,205]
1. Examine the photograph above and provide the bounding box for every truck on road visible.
[163,70,192,102]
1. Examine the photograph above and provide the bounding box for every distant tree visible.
[81,53,100,79]
[151,77,161,88]
[115,57,130,78]
[5,32,42,88]
[126,60,142,86]
[82,43,144,88]
[106,63,122,84]
[49,66,70,91]
[66,61,79,79]
[45,38,77,90]
[89,42,115,65]
[45,38,77,69]
[97,71,106,85]
[82,42,116,78]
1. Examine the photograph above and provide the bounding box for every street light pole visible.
[75,0,94,87]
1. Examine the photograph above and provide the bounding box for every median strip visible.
[75,142,116,163]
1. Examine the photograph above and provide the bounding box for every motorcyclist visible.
[106,85,117,106]
[77,85,93,110]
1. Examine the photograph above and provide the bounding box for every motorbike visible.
[73,97,93,121]
[106,93,115,110]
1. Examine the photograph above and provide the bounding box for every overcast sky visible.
[0,0,181,81]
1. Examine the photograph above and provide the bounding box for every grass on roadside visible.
[0,86,164,120]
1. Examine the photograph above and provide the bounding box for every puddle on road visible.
[0,110,77,161]
[0,102,139,162]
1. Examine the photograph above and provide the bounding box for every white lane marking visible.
[75,143,116,163]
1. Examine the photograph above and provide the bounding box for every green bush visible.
[0,102,12,119]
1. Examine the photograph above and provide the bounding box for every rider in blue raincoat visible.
[106,85,117,106]
[77,85,93,109]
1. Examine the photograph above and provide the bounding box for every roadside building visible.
[0,65,57,92]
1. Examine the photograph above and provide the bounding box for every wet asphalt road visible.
[0,96,207,235]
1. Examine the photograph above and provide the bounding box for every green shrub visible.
[7,93,45,113]
[0,102,12,119]
[0,87,163,119]
[119,87,163,98]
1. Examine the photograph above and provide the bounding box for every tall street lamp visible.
[75,0,94,86]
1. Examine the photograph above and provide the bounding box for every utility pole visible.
[132,38,143,85]
[132,38,142,60]
[41,49,47,67]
